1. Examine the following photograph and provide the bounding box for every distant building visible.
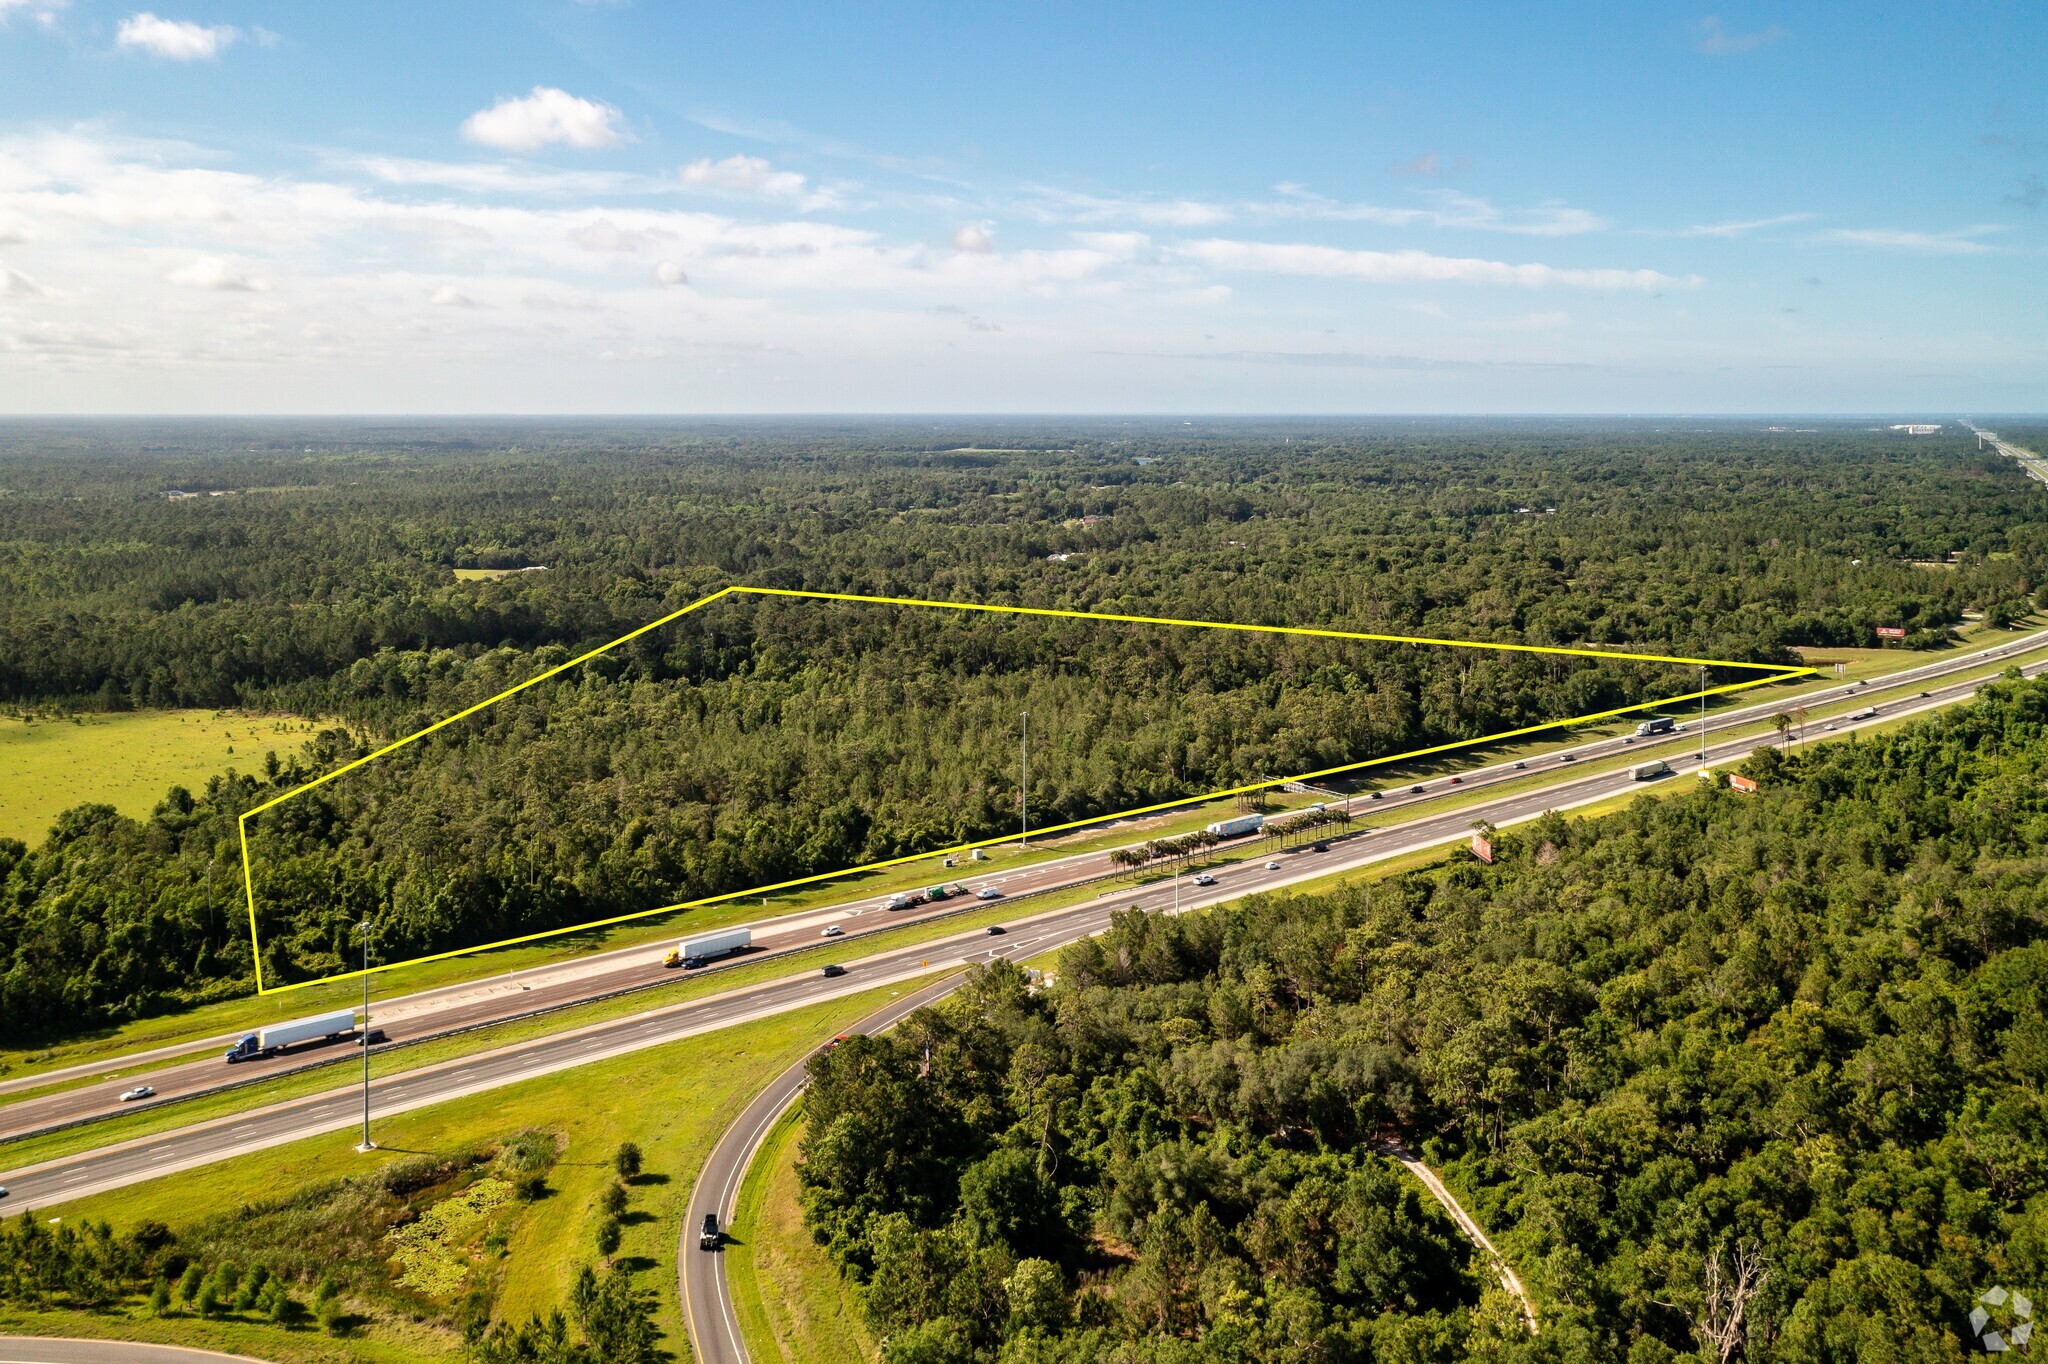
[1889,424,1942,435]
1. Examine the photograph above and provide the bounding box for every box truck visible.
[224,1009,358,1062]
[666,927,752,969]
[1205,814,1265,839]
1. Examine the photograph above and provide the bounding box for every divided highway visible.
[5,633,2040,1216]
[7,620,2041,1145]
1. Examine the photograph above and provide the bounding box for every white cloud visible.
[1180,239,1693,290]
[951,222,993,253]
[1679,212,1815,237]
[167,254,260,290]
[677,154,841,209]
[116,12,237,59]
[1019,186,1234,227]
[1256,186,1606,235]
[430,285,481,307]
[354,155,635,197]
[1694,16,1788,55]
[0,265,41,296]
[654,260,687,285]
[461,87,624,152]
[1814,225,2004,254]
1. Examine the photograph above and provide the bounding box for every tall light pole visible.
[356,916,375,1153]
[1019,711,1029,848]
[1699,665,1708,765]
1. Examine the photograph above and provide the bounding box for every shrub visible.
[599,1182,628,1217]
[148,1278,172,1315]
[177,1264,204,1304]
[613,1142,642,1180]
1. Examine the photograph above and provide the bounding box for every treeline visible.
[4,421,2047,1034]
[794,674,2048,1362]
[2,422,2043,714]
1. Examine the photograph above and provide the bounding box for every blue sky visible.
[0,2,2041,412]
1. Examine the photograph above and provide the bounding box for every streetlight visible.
[1019,711,1029,849]
[355,916,375,1153]
[1699,664,1708,765]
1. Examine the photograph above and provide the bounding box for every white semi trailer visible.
[666,927,753,969]
[224,1009,358,1062]
[1205,814,1265,839]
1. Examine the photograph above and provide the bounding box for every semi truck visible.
[224,1009,358,1062]
[1205,814,1265,839]
[665,927,752,969]
[1632,759,1672,781]
[1634,716,1678,737]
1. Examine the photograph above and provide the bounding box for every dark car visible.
[362,1028,387,1045]
[1312,842,1328,853]
[985,925,1006,935]
[1369,790,1384,800]
[1560,753,1576,762]
[699,1214,720,1251]
[1410,785,1425,793]
[821,963,847,978]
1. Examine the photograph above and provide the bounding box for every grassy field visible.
[727,1107,875,1364]
[0,708,316,845]
[14,981,910,1364]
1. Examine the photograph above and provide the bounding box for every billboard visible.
[1728,773,1759,793]
[1470,832,1494,863]
[1876,626,1907,640]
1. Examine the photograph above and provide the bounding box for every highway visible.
[9,616,2042,1144]
[0,621,2032,1363]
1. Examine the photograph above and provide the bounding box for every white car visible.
[1265,861,1281,870]
[1193,873,1217,886]
[120,1085,156,1102]
[820,924,843,937]
[976,886,1003,900]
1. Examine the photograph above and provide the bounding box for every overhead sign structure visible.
[237,584,1815,994]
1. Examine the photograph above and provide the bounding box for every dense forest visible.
[795,672,2048,1362]
[4,420,2046,1035]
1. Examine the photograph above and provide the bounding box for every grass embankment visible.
[0,709,316,845]
[13,615,2036,1087]
[9,982,910,1364]
[727,1108,876,1364]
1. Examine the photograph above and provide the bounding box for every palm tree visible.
[1771,713,1792,748]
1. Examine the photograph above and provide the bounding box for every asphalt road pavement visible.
[0,1339,269,1363]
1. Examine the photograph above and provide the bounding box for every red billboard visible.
[1728,773,1759,793]
[1875,626,1907,640]
[1470,832,1494,863]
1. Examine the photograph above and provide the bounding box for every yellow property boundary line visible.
[240,585,1812,993]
